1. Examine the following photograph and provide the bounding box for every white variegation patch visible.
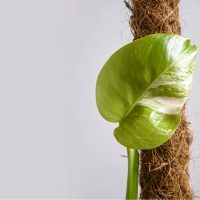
[138,97,187,114]
[150,75,193,89]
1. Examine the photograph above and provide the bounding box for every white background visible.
[0,0,199,199]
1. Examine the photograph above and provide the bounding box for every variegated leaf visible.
[96,34,197,149]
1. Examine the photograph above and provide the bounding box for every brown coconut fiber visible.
[125,0,194,199]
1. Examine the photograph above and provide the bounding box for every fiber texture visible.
[126,0,194,199]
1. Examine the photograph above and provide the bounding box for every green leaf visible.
[96,34,197,150]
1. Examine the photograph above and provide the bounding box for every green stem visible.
[126,148,139,200]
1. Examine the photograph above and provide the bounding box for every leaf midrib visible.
[120,63,173,123]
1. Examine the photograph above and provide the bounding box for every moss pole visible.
[126,0,194,199]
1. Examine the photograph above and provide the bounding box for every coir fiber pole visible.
[126,0,194,199]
